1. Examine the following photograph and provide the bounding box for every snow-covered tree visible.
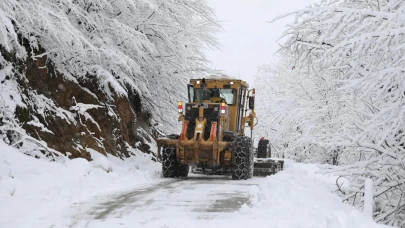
[256,53,349,164]
[0,0,219,136]
[258,0,405,226]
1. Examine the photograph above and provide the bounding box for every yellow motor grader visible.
[157,75,283,180]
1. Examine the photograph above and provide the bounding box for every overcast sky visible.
[205,0,318,87]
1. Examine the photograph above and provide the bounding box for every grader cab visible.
[157,75,282,180]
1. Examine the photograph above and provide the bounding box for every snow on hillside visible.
[0,141,161,228]
[0,0,219,135]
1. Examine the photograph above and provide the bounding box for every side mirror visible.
[248,96,255,109]
[187,84,194,102]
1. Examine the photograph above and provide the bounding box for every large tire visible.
[257,139,270,158]
[162,146,180,178]
[247,140,254,178]
[232,136,253,180]
[178,164,189,177]
[162,145,189,178]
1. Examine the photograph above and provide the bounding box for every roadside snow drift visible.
[247,162,387,228]
[0,142,160,228]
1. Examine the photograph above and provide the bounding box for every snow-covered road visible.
[61,169,387,228]
[1,143,390,228]
[68,174,258,227]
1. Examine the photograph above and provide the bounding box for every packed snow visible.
[0,142,389,228]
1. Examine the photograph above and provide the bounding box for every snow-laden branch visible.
[269,6,394,24]
[0,0,220,134]
[257,0,405,225]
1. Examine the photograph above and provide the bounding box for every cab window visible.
[192,88,237,104]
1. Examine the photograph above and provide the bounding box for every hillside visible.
[0,0,218,159]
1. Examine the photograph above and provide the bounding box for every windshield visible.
[190,88,237,104]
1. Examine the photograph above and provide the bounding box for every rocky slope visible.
[2,44,154,159]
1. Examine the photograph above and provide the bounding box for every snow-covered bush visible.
[257,0,405,226]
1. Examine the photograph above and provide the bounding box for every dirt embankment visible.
[1,44,154,159]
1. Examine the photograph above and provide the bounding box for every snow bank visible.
[0,141,161,228]
[245,162,388,228]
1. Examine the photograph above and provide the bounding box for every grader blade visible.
[253,158,284,176]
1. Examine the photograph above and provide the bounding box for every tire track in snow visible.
[69,174,259,227]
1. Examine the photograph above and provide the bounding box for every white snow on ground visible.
[0,141,391,228]
[0,141,161,228]
[246,162,390,228]
[69,162,388,228]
